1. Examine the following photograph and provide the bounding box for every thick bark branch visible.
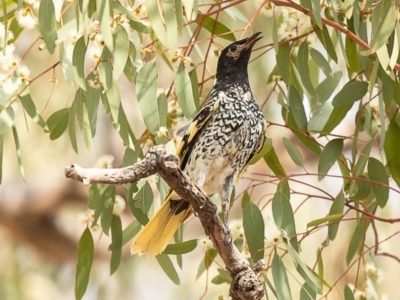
[65,145,265,300]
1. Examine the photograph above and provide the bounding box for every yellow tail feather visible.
[130,193,193,257]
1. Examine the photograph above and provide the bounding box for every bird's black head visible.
[216,32,262,83]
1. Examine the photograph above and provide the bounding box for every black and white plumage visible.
[131,32,266,257]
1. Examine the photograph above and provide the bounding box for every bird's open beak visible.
[244,32,262,50]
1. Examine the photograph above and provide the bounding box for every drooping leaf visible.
[368,158,389,208]
[332,81,368,107]
[285,242,322,294]
[174,62,197,118]
[19,94,48,131]
[75,228,94,300]
[272,190,298,250]
[96,0,113,51]
[283,137,303,167]
[72,37,87,90]
[0,106,15,135]
[384,122,400,187]
[297,41,317,99]
[318,139,343,180]
[288,85,307,131]
[163,239,198,255]
[12,126,25,180]
[272,254,292,300]
[156,254,180,285]
[132,181,153,214]
[328,191,345,241]
[263,139,286,177]
[39,0,58,53]
[346,219,368,265]
[136,59,160,134]
[110,215,122,275]
[195,13,235,41]
[47,108,69,140]
[243,202,264,263]
[113,25,130,81]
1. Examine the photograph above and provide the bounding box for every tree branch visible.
[64,145,265,300]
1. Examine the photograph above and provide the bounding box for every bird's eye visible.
[230,45,237,52]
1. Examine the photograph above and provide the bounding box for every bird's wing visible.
[176,99,221,169]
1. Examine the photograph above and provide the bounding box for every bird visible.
[130,32,266,257]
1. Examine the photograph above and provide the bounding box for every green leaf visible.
[311,0,322,28]
[146,0,168,47]
[321,103,352,134]
[96,0,113,51]
[249,138,272,165]
[361,1,396,55]
[344,285,356,300]
[243,202,264,263]
[156,254,180,285]
[113,25,129,81]
[98,61,113,91]
[11,126,25,180]
[75,228,94,300]
[272,190,298,250]
[47,108,69,140]
[328,191,345,241]
[174,62,197,118]
[74,89,92,150]
[127,183,149,226]
[384,122,400,187]
[39,0,57,54]
[300,282,316,300]
[189,68,200,109]
[354,139,373,176]
[276,43,291,83]
[195,13,235,42]
[72,37,87,90]
[110,215,122,275]
[288,86,307,130]
[318,139,343,180]
[332,81,368,107]
[105,83,121,126]
[346,219,368,265]
[368,158,389,208]
[297,41,317,98]
[283,137,303,167]
[0,106,15,135]
[136,59,160,134]
[263,139,287,177]
[68,103,78,152]
[285,108,321,155]
[349,175,371,201]
[315,25,337,63]
[307,214,344,228]
[132,181,153,213]
[84,75,101,137]
[19,94,48,131]
[272,254,292,300]
[121,220,141,246]
[309,48,331,77]
[100,186,116,235]
[285,242,322,294]
[315,72,342,103]
[163,239,198,255]
[164,1,178,54]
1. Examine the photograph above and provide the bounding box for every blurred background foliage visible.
[1,0,400,299]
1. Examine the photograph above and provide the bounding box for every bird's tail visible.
[130,192,193,257]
